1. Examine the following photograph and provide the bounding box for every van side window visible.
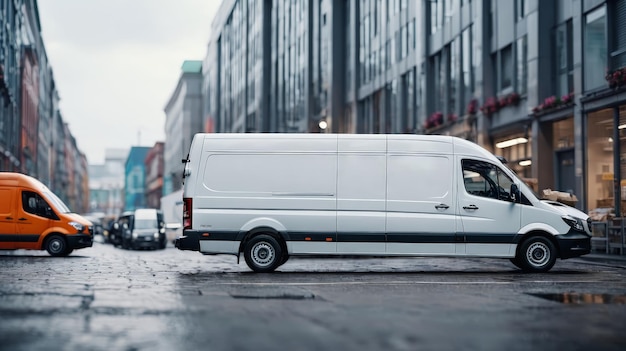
[462,160,515,202]
[21,191,56,219]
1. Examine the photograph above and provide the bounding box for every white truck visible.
[175,133,591,273]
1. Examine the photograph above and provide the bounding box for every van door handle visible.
[18,218,27,221]
[435,204,449,210]
[463,205,479,210]
[5,217,13,220]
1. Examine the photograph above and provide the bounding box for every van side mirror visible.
[510,184,520,203]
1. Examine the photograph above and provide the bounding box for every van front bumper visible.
[556,232,591,259]
[66,234,93,250]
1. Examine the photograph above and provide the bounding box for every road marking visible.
[216,280,598,286]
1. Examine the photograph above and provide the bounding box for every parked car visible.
[117,209,166,250]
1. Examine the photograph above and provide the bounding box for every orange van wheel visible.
[45,235,71,257]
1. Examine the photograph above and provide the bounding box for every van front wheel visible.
[518,236,556,273]
[45,235,70,257]
[243,235,283,273]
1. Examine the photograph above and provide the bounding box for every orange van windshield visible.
[42,191,71,213]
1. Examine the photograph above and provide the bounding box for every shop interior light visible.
[619,124,626,129]
[318,120,328,130]
[495,137,528,149]
[519,160,532,166]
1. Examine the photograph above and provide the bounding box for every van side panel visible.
[0,187,17,249]
[192,135,338,254]
[385,138,457,255]
[336,136,386,254]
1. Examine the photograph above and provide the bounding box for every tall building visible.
[124,146,151,211]
[163,60,203,195]
[1,0,87,205]
[203,0,626,218]
[89,148,127,217]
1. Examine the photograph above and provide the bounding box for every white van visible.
[175,133,591,273]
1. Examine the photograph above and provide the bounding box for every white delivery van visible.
[175,133,591,273]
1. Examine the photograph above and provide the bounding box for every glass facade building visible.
[204,0,626,222]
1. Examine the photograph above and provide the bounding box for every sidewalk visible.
[579,252,626,266]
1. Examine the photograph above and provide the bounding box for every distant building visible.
[145,142,164,209]
[89,148,127,217]
[163,60,203,196]
[124,146,151,211]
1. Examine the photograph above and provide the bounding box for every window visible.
[610,0,626,70]
[584,5,607,91]
[517,0,525,19]
[21,191,54,218]
[462,27,474,108]
[462,160,515,202]
[517,35,528,95]
[500,45,513,90]
[555,22,573,97]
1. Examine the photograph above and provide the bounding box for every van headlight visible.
[154,232,160,239]
[69,222,84,231]
[132,232,138,239]
[562,215,585,232]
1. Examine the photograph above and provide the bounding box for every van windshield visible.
[43,191,71,213]
[499,162,540,201]
[135,218,158,230]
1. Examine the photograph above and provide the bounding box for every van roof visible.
[0,172,48,190]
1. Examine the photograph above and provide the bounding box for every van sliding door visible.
[385,152,457,255]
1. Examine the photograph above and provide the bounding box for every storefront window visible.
[587,109,614,213]
[494,134,531,179]
[619,106,626,216]
[553,118,574,150]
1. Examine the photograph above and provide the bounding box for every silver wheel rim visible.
[251,241,275,267]
[526,242,549,267]
[49,238,63,254]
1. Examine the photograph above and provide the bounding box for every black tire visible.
[517,236,557,273]
[243,234,283,273]
[45,235,70,257]
[509,257,524,269]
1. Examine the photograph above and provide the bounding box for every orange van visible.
[0,172,93,256]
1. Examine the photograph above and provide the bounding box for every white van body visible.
[175,133,591,272]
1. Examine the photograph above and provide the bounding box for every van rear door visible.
[0,186,17,249]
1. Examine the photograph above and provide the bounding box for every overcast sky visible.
[37,0,221,164]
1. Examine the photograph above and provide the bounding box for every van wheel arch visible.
[515,231,559,272]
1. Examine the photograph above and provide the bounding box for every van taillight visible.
[183,197,192,230]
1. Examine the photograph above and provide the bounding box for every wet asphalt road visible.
[1,238,626,351]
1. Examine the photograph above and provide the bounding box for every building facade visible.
[1,0,87,206]
[145,142,164,209]
[88,148,127,217]
[124,146,151,211]
[204,0,626,219]
[163,60,203,195]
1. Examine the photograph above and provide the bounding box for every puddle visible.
[228,286,315,300]
[529,292,626,304]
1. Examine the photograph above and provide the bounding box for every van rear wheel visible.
[243,235,283,273]
[518,236,557,273]
[45,235,70,257]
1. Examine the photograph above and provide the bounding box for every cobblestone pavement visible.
[1,239,625,351]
